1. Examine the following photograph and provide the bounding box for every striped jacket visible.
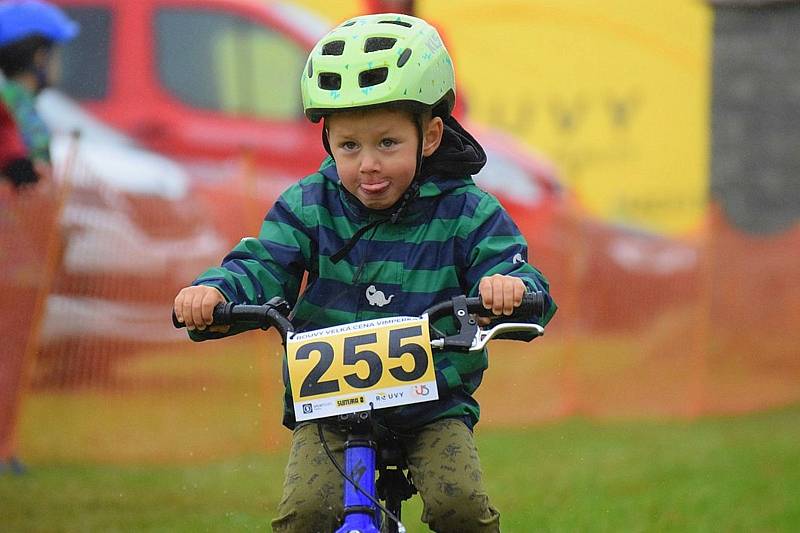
[192,120,556,430]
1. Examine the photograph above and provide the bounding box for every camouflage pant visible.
[271,418,500,532]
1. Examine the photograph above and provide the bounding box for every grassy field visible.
[2,404,799,532]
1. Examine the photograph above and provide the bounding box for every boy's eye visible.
[380,138,397,148]
[341,141,358,151]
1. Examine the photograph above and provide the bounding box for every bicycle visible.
[174,293,545,533]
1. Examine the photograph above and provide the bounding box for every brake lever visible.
[430,322,544,351]
[469,322,544,351]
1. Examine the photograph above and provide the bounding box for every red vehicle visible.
[51,0,700,331]
[51,0,572,241]
[51,0,552,185]
[53,0,329,182]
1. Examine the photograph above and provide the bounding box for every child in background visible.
[0,0,79,179]
[0,0,78,475]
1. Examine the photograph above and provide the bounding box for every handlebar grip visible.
[172,302,233,329]
[471,292,545,320]
[515,292,545,319]
[211,301,235,325]
[172,299,293,339]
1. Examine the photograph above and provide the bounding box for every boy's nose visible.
[359,152,381,174]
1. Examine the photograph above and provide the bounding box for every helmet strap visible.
[413,115,424,181]
[321,121,333,156]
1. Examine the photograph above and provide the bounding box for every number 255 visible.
[296,326,428,398]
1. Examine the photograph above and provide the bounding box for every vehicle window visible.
[155,8,305,120]
[57,7,112,101]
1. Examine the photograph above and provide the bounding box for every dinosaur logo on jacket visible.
[366,285,394,307]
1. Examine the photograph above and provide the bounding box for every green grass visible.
[2,405,799,532]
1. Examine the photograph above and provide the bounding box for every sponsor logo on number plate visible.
[336,396,365,408]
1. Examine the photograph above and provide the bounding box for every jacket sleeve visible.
[188,186,314,341]
[460,192,557,326]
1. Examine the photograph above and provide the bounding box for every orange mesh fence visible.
[482,202,800,424]
[0,186,63,460]
[3,152,799,464]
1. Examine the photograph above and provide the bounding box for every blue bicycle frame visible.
[322,408,416,533]
[337,425,381,533]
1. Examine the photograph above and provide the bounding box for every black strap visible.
[330,218,387,264]
[329,181,421,264]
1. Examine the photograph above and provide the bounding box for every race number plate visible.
[286,316,439,422]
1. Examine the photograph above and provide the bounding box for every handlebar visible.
[173,292,545,350]
[171,297,294,338]
[423,292,544,323]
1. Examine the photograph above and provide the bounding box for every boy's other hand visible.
[478,274,526,325]
[174,286,229,332]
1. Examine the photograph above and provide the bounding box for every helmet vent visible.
[322,40,345,56]
[318,72,342,90]
[341,20,356,27]
[364,37,396,53]
[359,67,389,88]
[397,48,412,68]
[378,20,412,28]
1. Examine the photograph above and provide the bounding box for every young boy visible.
[174,13,556,533]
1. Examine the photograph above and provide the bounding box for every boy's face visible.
[326,108,443,210]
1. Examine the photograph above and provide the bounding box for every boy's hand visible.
[173,286,229,332]
[478,274,526,325]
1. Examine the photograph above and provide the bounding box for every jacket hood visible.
[419,115,486,180]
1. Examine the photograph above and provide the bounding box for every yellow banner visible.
[291,0,713,235]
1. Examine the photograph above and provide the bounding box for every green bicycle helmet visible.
[301,13,455,123]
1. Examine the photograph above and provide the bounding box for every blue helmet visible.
[0,0,78,47]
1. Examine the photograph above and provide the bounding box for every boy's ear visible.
[422,116,444,157]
